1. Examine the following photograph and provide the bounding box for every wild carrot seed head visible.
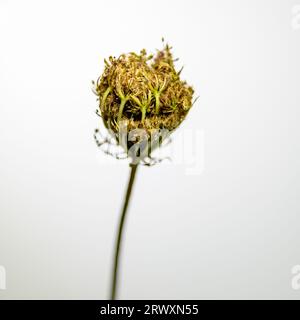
[93,42,195,160]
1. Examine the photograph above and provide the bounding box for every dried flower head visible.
[93,41,195,164]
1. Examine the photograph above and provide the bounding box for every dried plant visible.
[93,40,196,299]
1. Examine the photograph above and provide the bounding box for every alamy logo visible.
[291,265,300,290]
[0,265,6,290]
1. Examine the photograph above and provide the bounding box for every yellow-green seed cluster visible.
[93,44,195,138]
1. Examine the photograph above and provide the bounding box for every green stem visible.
[154,92,160,114]
[141,105,146,122]
[118,98,127,123]
[101,87,111,108]
[110,164,138,300]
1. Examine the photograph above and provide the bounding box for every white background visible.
[0,0,300,299]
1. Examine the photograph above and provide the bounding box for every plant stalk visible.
[110,164,138,300]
